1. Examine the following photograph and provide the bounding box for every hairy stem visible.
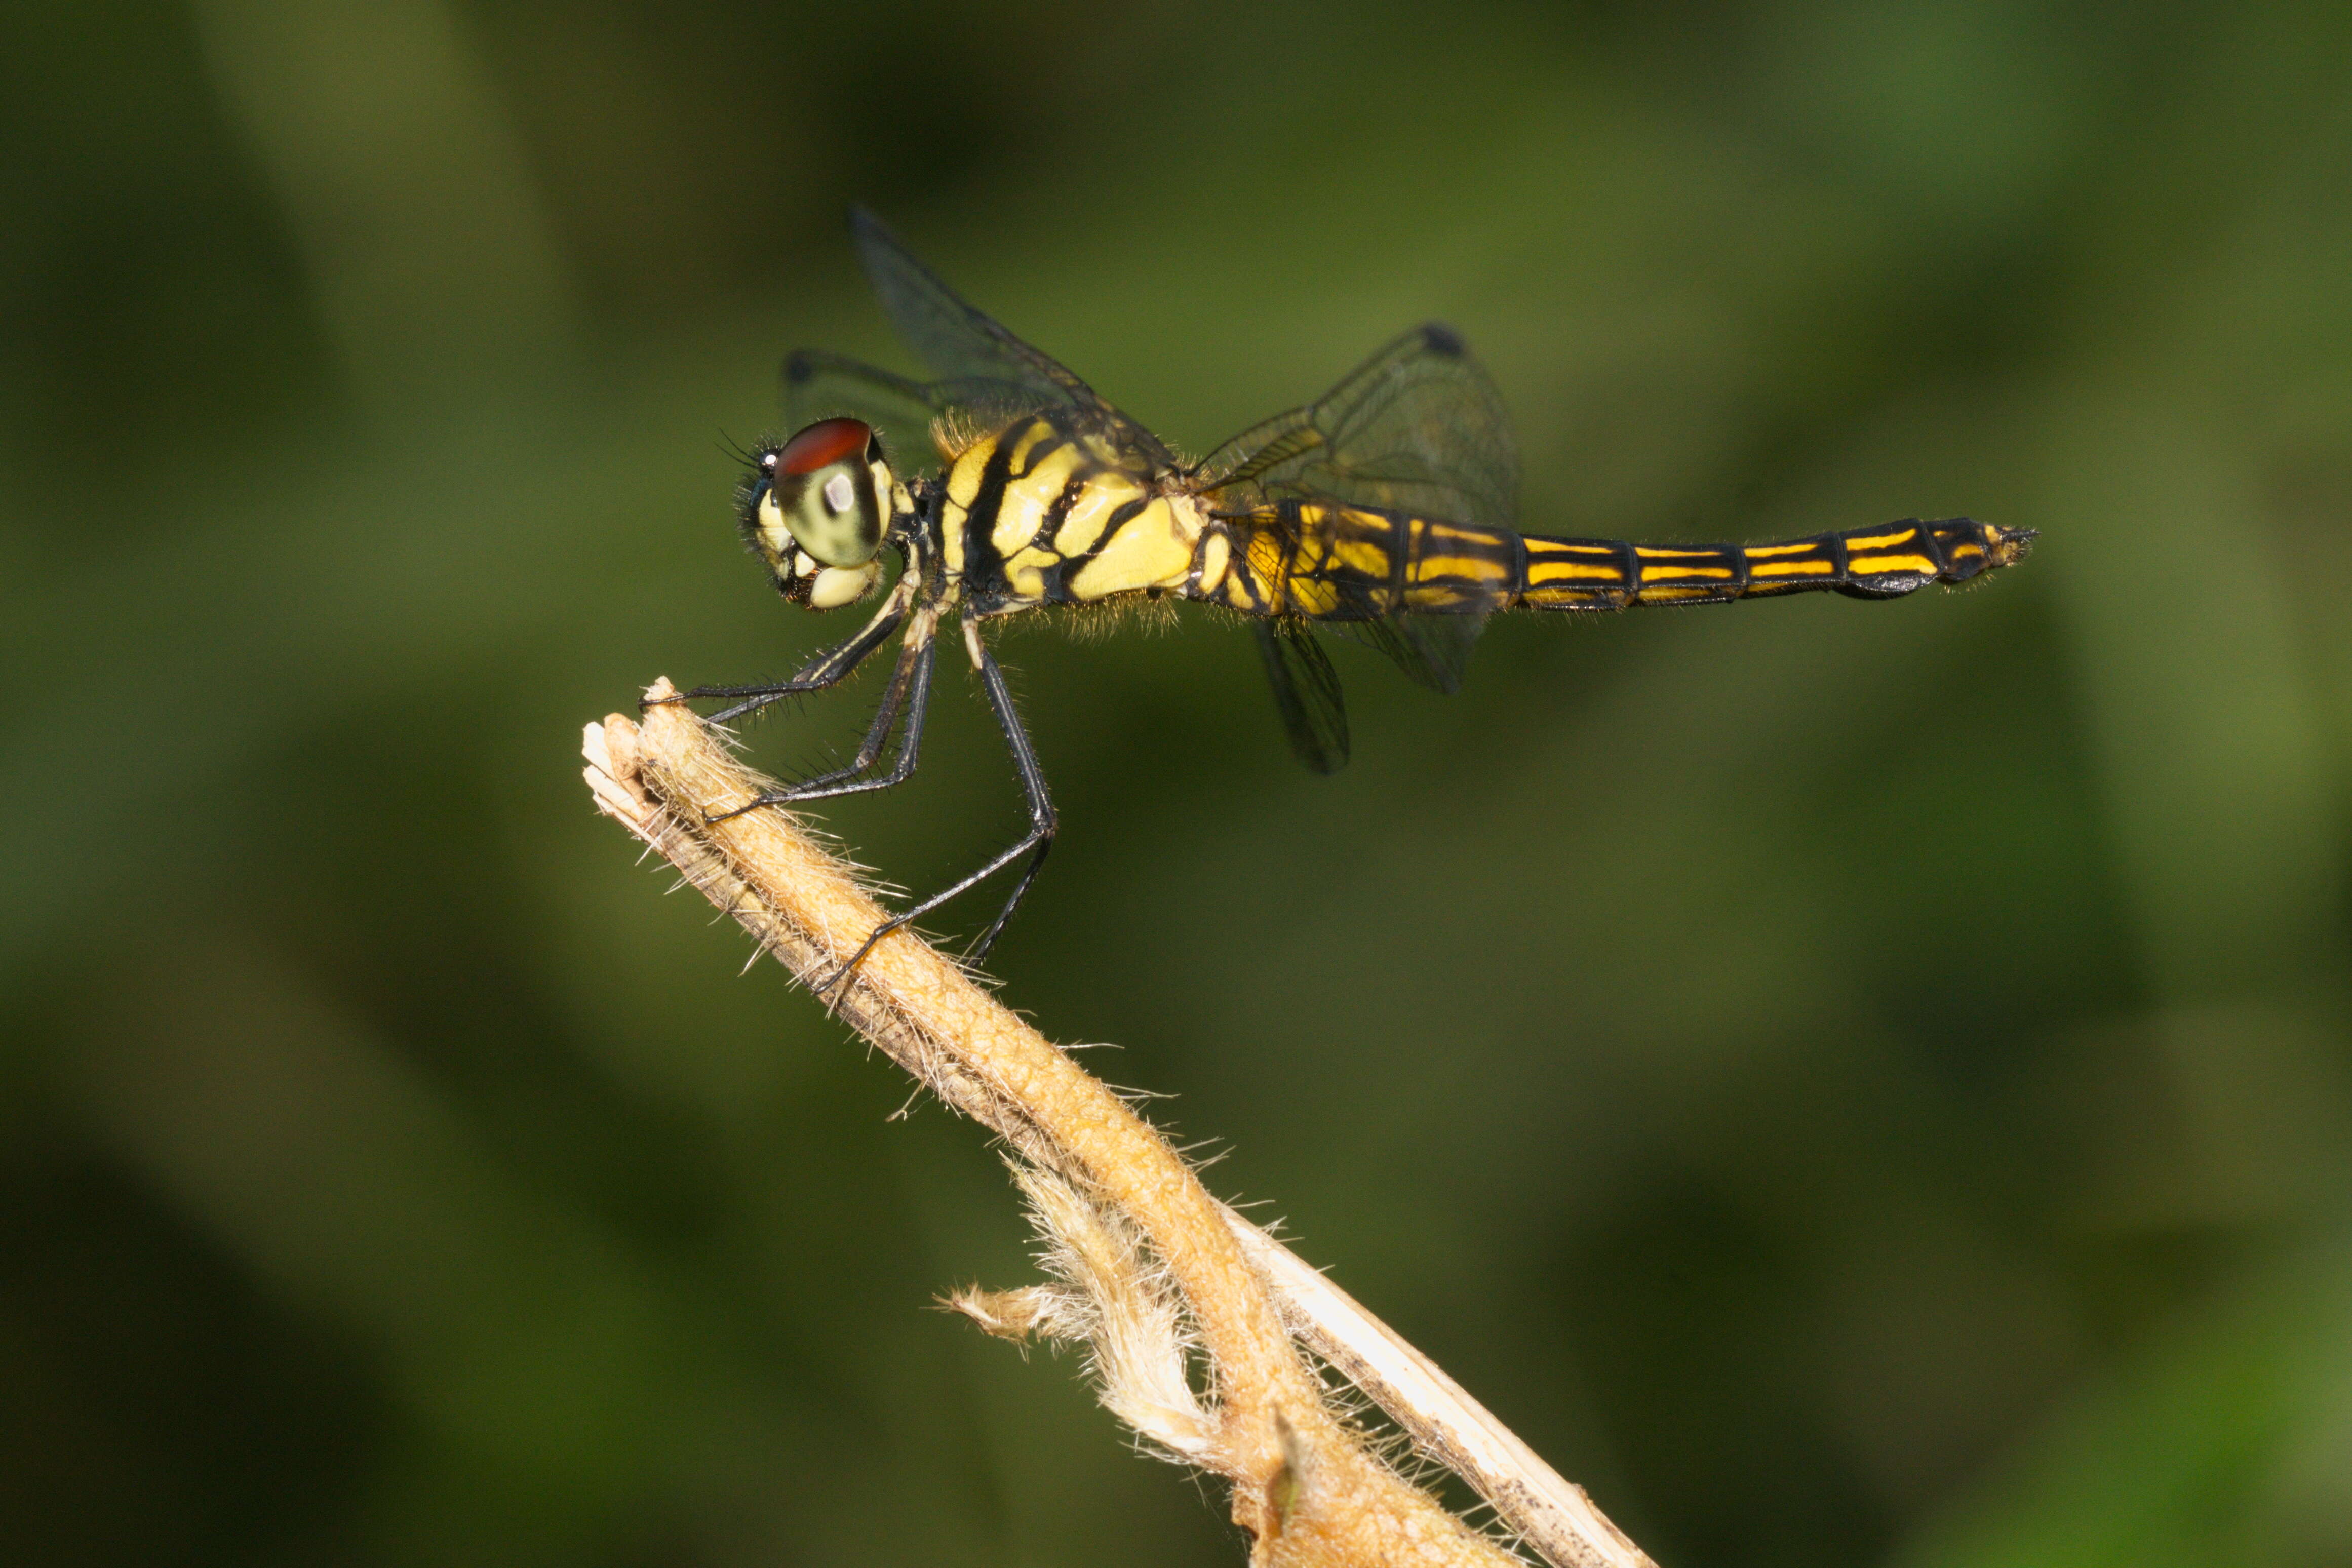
[583,685,1654,1568]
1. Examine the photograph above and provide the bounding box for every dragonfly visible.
[663,210,2032,982]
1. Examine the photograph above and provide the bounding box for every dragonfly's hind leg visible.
[815,615,1057,993]
[959,624,1057,964]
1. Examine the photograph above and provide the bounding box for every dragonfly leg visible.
[814,616,1056,994]
[654,592,910,724]
[730,624,936,813]
[959,629,1057,965]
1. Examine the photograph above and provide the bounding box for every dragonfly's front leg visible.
[653,585,912,724]
[816,613,1058,991]
[724,610,939,815]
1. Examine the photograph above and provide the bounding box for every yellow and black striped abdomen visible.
[1518,517,2030,610]
[1209,504,2030,620]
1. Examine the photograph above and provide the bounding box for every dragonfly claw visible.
[808,918,907,1005]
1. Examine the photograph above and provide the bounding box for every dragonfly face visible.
[738,416,898,609]
[667,208,2030,989]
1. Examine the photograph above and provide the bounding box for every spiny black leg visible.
[771,636,935,804]
[654,604,907,724]
[961,654,1054,963]
[714,634,935,824]
[718,638,916,816]
[963,832,1051,965]
[814,626,1056,995]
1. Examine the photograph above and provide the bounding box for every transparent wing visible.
[1198,324,1520,530]
[1252,619,1350,773]
[1246,504,1488,695]
[1327,611,1484,696]
[783,350,1066,476]
[847,208,1176,473]
[1208,327,1521,696]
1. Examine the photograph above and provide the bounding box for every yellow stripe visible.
[1526,561,1625,582]
[1051,471,1146,559]
[1001,545,1054,602]
[1641,564,1734,581]
[1743,541,1819,558]
[1638,584,1726,601]
[1327,537,1394,578]
[1415,553,1514,581]
[1004,421,1052,474]
[1285,578,1341,615]
[1225,528,1288,610]
[991,444,1084,557]
[1843,528,1919,551]
[1407,585,1496,610]
[946,437,992,511]
[1635,546,1726,560]
[1848,553,1936,575]
[1419,520,1493,549]
[1192,529,1231,596]
[1749,560,1834,578]
[1066,497,1192,599]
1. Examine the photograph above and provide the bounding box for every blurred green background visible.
[7,1,2351,1564]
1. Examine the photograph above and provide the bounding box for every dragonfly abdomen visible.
[1214,504,2030,622]
[1517,517,2030,610]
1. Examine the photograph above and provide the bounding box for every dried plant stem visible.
[583,685,1655,1568]
[1230,1226,1653,1568]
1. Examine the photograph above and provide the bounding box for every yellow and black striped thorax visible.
[932,410,1220,612]
[1209,502,2030,620]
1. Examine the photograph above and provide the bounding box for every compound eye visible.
[774,417,885,568]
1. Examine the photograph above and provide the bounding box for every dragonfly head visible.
[739,417,895,609]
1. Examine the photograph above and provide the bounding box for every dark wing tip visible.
[783,350,817,385]
[847,206,925,283]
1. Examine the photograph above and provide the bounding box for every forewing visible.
[1199,324,1521,530]
[848,208,1177,473]
[1253,619,1350,773]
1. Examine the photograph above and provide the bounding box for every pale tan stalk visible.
[582,685,1655,1568]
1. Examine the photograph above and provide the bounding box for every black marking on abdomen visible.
[1512,516,2024,612]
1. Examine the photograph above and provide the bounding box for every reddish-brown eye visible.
[779,417,874,476]
[771,416,891,570]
